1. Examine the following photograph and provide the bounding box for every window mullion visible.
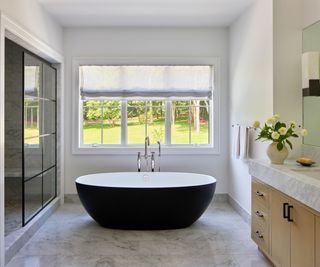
[189,101,192,145]
[101,106,104,144]
[209,99,213,145]
[79,100,84,146]
[145,101,148,139]
[165,100,171,145]
[164,66,171,146]
[121,101,127,145]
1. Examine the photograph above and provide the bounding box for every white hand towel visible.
[240,126,249,160]
[232,125,240,159]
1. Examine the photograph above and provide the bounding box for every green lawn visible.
[24,118,209,145]
[83,117,209,145]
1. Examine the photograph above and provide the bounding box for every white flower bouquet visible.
[253,115,308,151]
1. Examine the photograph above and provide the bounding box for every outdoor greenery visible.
[82,117,208,145]
[83,100,121,127]
[24,100,210,145]
[82,100,209,145]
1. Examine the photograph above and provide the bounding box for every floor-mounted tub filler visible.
[76,172,216,230]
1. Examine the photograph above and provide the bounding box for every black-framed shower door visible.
[22,51,57,226]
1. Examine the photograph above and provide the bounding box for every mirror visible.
[302,21,320,146]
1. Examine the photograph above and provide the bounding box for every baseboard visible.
[5,197,60,264]
[66,193,229,203]
[213,193,228,202]
[64,194,80,203]
[227,195,251,224]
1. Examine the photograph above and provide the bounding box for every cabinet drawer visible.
[252,178,270,208]
[252,219,269,254]
[252,201,269,229]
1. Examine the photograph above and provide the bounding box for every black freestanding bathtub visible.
[76,172,216,230]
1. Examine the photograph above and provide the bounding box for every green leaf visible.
[274,122,281,130]
[286,139,293,150]
[292,134,298,138]
[277,142,284,151]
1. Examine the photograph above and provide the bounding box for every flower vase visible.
[266,142,288,165]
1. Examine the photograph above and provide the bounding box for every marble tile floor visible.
[6,201,272,267]
[5,199,44,236]
[5,199,22,236]
[5,177,23,236]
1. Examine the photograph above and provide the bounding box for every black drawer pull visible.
[283,203,289,219]
[255,230,264,239]
[255,211,264,218]
[287,205,293,222]
[256,191,264,197]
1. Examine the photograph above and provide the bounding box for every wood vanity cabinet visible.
[251,179,271,255]
[252,178,317,267]
[290,200,315,267]
[269,190,290,267]
[316,217,320,267]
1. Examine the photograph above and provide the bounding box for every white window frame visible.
[72,57,220,155]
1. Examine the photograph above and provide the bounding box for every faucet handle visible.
[137,152,141,172]
[151,152,155,172]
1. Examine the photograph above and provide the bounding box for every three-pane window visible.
[79,65,213,146]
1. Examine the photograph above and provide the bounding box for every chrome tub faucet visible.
[137,136,161,172]
[157,141,161,172]
[144,136,150,159]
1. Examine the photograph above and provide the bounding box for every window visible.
[82,100,121,145]
[127,101,166,145]
[74,61,219,154]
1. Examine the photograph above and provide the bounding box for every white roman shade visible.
[79,65,213,100]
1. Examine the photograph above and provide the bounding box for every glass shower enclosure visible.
[4,38,57,236]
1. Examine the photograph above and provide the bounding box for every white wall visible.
[273,0,303,158]
[229,0,307,214]
[0,0,63,54]
[63,27,229,194]
[229,0,273,213]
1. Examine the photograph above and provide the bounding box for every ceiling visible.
[37,0,256,27]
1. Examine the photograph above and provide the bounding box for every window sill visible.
[72,145,219,155]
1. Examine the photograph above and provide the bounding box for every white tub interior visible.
[76,172,216,188]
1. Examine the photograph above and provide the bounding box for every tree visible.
[172,101,189,125]
[84,100,121,127]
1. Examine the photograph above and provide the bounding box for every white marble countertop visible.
[248,159,320,213]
